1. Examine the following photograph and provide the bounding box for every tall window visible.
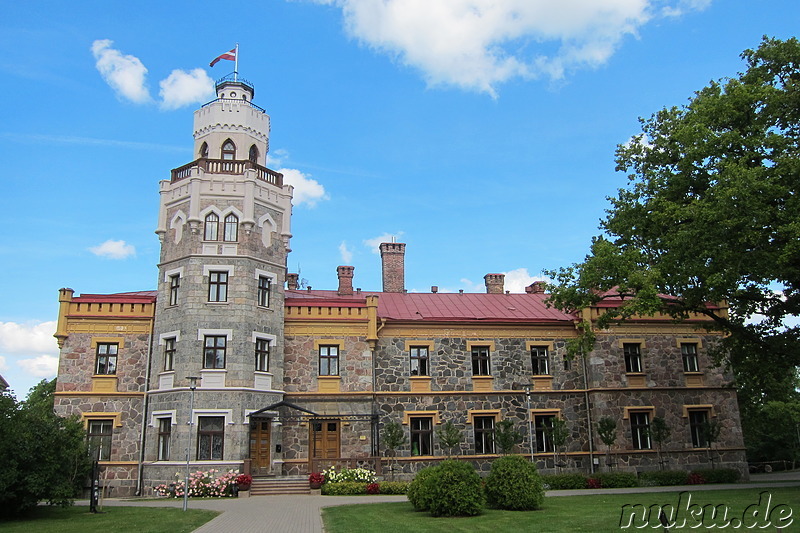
[630,412,652,450]
[410,346,429,376]
[204,212,219,241]
[248,144,259,163]
[531,346,549,375]
[623,343,642,373]
[410,417,433,456]
[95,343,118,375]
[88,419,113,461]
[208,271,228,302]
[223,214,238,242]
[221,140,236,160]
[255,338,270,372]
[257,276,271,307]
[535,415,555,453]
[204,335,227,369]
[197,416,225,460]
[169,274,180,306]
[319,345,339,376]
[682,343,699,372]
[163,338,176,371]
[471,346,491,376]
[474,416,495,454]
[199,142,209,158]
[689,410,710,448]
[157,417,171,461]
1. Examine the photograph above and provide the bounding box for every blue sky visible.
[1,0,797,398]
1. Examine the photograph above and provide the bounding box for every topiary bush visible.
[541,473,588,490]
[593,472,638,488]
[418,460,485,517]
[320,481,367,495]
[691,468,740,484]
[378,481,410,494]
[484,455,545,510]
[407,466,439,511]
[638,470,689,486]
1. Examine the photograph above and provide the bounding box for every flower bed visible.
[154,469,239,498]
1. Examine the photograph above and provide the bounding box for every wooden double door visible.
[311,419,340,460]
[249,419,271,476]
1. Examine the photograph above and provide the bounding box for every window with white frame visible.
[474,416,495,454]
[223,213,238,242]
[208,271,228,302]
[203,335,227,369]
[163,337,176,371]
[682,343,699,372]
[197,416,225,460]
[531,346,549,375]
[88,419,113,461]
[624,343,643,373]
[157,417,171,460]
[630,412,652,450]
[204,212,219,241]
[255,338,270,372]
[95,343,118,375]
[257,276,271,307]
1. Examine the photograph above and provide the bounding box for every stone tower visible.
[145,76,292,484]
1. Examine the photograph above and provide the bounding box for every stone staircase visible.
[249,476,310,496]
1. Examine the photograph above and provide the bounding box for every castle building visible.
[53,76,747,497]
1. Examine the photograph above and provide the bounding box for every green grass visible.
[0,505,219,533]
[322,488,800,532]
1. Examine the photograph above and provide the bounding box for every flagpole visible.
[234,43,239,82]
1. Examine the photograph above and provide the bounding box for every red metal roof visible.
[286,290,577,323]
[74,291,158,303]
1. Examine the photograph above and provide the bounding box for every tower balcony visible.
[170,158,283,186]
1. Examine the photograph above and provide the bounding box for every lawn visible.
[322,487,800,532]
[0,505,219,533]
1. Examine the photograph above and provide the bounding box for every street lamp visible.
[523,384,536,461]
[183,376,199,512]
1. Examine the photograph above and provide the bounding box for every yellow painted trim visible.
[684,372,706,387]
[81,412,123,428]
[313,340,343,351]
[54,391,144,397]
[531,375,554,391]
[525,341,554,351]
[677,338,704,349]
[682,404,716,418]
[467,409,501,424]
[317,376,341,393]
[404,340,435,351]
[409,376,432,393]
[529,408,562,418]
[402,410,441,425]
[626,373,648,388]
[471,375,494,392]
[92,375,119,393]
[466,341,496,351]
[91,337,126,349]
[622,406,655,420]
[617,338,646,349]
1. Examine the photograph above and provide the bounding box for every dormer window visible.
[204,212,219,241]
[248,145,259,164]
[222,140,236,160]
[223,214,238,242]
[200,142,209,159]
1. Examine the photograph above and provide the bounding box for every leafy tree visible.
[543,417,569,472]
[701,419,723,469]
[650,417,671,470]
[597,417,617,470]
[0,379,91,517]
[744,400,800,468]
[436,420,462,457]
[382,420,406,481]
[493,419,522,455]
[545,37,800,453]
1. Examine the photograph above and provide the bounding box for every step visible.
[249,478,311,496]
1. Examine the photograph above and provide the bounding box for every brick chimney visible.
[525,281,547,294]
[286,273,299,290]
[379,242,406,293]
[337,266,354,296]
[484,273,505,294]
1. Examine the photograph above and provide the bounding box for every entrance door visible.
[249,419,271,476]
[311,420,340,461]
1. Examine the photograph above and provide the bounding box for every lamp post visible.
[183,376,199,512]
[523,384,535,461]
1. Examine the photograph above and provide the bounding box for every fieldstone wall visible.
[55,331,150,393]
[283,335,372,392]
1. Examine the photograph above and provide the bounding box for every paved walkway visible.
[85,471,800,533]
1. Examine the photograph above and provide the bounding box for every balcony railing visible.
[170,158,283,186]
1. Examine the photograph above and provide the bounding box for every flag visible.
[210,48,236,67]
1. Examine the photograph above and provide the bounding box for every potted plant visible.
[308,472,325,489]
[235,473,252,491]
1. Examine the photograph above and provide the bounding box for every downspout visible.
[579,306,595,474]
[366,296,380,458]
[136,313,155,496]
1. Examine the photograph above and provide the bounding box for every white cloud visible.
[280,168,329,207]
[266,148,290,168]
[0,321,58,355]
[159,68,216,110]
[363,232,405,254]
[0,355,7,372]
[502,268,549,293]
[339,241,354,263]
[314,0,709,96]
[89,239,136,259]
[92,39,151,104]
[17,355,59,379]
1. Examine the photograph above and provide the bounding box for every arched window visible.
[223,214,238,242]
[248,145,259,164]
[200,142,209,159]
[221,140,236,160]
[204,212,219,241]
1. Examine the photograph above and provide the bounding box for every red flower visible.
[309,472,325,485]
[366,483,380,494]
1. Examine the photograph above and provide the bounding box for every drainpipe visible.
[135,316,155,496]
[581,346,595,474]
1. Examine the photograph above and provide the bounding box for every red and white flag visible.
[210,48,236,67]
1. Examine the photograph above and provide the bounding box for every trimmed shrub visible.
[593,472,638,488]
[378,481,410,495]
[638,470,689,486]
[691,468,740,484]
[485,455,545,510]
[321,482,366,495]
[541,473,588,490]
[407,466,439,511]
[425,460,485,517]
